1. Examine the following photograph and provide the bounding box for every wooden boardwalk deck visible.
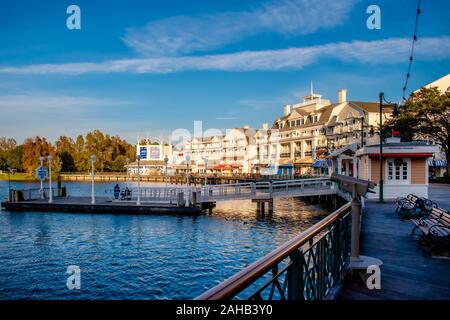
[340,189,450,300]
[1,196,206,215]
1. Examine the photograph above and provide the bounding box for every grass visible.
[0,172,36,181]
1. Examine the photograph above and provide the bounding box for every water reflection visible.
[0,180,330,299]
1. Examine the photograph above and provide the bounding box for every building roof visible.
[327,143,358,158]
[415,73,450,93]
[356,140,439,157]
[349,101,394,113]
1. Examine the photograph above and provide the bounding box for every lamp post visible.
[379,92,384,202]
[125,157,130,189]
[6,166,11,202]
[204,156,208,186]
[360,115,365,148]
[136,154,141,206]
[185,154,191,188]
[164,156,169,189]
[90,154,96,204]
[39,156,45,199]
[48,155,53,203]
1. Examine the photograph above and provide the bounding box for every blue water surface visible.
[0,180,329,299]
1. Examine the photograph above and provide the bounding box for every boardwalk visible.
[341,185,450,300]
[1,196,203,215]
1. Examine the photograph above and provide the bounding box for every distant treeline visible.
[0,130,136,177]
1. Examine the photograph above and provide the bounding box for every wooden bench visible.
[411,207,450,253]
[395,194,436,219]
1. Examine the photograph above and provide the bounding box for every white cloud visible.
[0,93,131,113]
[0,37,449,75]
[122,0,358,56]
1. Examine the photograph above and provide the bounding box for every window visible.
[296,119,301,126]
[387,158,409,183]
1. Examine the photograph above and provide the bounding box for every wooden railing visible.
[196,202,352,300]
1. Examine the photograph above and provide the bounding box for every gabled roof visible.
[349,101,393,113]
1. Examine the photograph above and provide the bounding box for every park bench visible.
[395,194,436,219]
[411,207,450,253]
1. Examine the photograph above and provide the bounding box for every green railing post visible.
[319,239,326,299]
[333,218,341,280]
[287,250,303,300]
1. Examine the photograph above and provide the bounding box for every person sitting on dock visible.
[113,184,120,200]
[121,187,132,201]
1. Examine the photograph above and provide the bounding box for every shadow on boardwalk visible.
[341,185,450,300]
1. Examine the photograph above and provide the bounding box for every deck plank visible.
[341,184,450,300]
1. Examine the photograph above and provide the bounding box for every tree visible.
[22,136,61,177]
[384,87,450,175]
[56,136,75,172]
[0,137,17,171]
[0,137,16,152]
[6,145,23,171]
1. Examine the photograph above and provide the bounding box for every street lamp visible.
[90,154,96,204]
[185,154,191,188]
[125,157,130,189]
[6,166,12,202]
[48,155,53,203]
[359,115,365,148]
[136,154,141,206]
[379,92,384,202]
[204,156,209,186]
[39,156,45,199]
[164,156,169,190]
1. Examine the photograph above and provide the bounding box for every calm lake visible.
[0,180,329,299]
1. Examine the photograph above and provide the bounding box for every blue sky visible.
[0,0,449,143]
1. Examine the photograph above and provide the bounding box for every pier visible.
[1,177,339,215]
[57,172,313,185]
[195,178,450,300]
[1,196,207,215]
[341,184,450,300]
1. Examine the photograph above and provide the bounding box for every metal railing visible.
[9,187,57,202]
[196,202,352,300]
[102,178,336,204]
[195,178,335,202]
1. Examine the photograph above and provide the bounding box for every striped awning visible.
[428,159,447,167]
[311,160,328,168]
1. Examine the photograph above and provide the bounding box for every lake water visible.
[0,180,329,299]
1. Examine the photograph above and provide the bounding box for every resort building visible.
[251,123,280,175]
[128,140,173,175]
[180,126,259,175]
[414,73,449,177]
[355,137,439,199]
[271,87,393,175]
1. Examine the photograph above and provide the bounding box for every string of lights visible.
[401,0,422,102]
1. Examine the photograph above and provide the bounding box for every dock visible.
[340,184,450,300]
[1,196,213,215]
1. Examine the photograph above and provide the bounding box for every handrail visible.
[196,201,352,300]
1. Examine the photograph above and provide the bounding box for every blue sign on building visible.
[140,147,147,159]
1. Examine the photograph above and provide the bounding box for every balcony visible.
[280,152,291,158]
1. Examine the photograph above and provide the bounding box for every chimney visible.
[243,124,250,129]
[262,122,269,130]
[284,104,291,116]
[338,89,347,103]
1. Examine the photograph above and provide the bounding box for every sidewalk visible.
[340,186,450,299]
